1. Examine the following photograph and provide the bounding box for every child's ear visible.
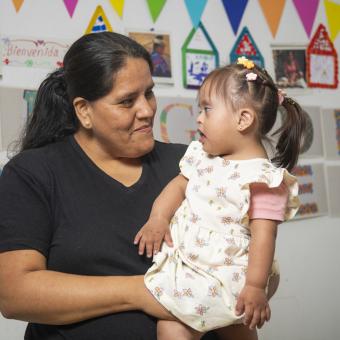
[236,108,256,131]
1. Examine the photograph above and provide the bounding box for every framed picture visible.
[272,45,307,89]
[128,31,173,85]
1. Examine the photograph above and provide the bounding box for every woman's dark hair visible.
[18,32,153,152]
[199,63,306,171]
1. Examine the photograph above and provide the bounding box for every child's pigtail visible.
[271,96,306,171]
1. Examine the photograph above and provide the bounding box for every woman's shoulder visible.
[5,138,71,176]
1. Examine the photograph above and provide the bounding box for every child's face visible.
[197,90,239,157]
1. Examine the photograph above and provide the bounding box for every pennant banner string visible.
[258,0,286,37]
[146,0,167,23]
[184,0,208,28]
[109,0,125,18]
[324,0,340,41]
[63,0,78,18]
[221,0,249,35]
[293,0,320,38]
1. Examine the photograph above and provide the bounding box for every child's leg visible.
[157,320,203,340]
[215,324,257,340]
[133,276,176,320]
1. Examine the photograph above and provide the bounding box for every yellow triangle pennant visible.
[12,0,24,12]
[258,0,286,37]
[85,6,113,34]
[324,0,340,41]
[109,0,125,18]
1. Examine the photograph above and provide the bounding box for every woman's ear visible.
[73,97,92,129]
[236,108,256,132]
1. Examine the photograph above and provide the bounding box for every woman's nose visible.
[137,96,156,118]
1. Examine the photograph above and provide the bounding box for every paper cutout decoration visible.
[12,0,24,12]
[306,24,338,88]
[109,0,125,18]
[324,0,340,42]
[146,0,167,23]
[63,0,78,18]
[292,0,319,38]
[291,163,328,219]
[85,6,113,34]
[258,0,286,38]
[182,22,219,89]
[184,0,208,28]
[153,97,198,144]
[221,0,248,35]
[230,27,264,67]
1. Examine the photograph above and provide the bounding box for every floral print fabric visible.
[144,141,299,332]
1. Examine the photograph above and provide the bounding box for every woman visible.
[0,32,217,339]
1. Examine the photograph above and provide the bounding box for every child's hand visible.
[235,284,271,330]
[134,216,173,258]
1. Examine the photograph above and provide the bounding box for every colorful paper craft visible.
[230,27,264,67]
[85,6,113,34]
[182,22,219,89]
[306,24,338,88]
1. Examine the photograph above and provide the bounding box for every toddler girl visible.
[134,57,306,340]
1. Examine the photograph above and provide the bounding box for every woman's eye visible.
[120,98,134,106]
[145,90,155,99]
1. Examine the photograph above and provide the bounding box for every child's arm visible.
[235,219,278,330]
[134,174,188,258]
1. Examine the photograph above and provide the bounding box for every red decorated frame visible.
[306,24,338,89]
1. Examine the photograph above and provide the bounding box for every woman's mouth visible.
[134,125,152,134]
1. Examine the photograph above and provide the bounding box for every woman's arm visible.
[134,174,188,257]
[235,219,278,330]
[0,249,171,325]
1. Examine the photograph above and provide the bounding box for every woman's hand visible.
[235,284,271,330]
[134,216,173,257]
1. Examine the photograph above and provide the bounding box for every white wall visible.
[0,1,340,339]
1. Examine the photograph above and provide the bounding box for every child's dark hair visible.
[199,62,306,171]
[17,32,153,152]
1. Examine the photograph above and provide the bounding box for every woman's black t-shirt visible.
[0,136,217,340]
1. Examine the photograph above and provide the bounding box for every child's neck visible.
[222,143,267,161]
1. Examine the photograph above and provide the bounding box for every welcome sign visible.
[1,36,69,70]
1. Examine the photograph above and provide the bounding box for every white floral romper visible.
[144,141,299,332]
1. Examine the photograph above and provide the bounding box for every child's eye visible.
[204,106,211,113]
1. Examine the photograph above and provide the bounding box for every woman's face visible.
[86,58,156,159]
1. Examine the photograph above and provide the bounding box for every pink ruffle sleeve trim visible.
[248,182,289,222]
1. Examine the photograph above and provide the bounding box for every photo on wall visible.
[272,45,307,89]
[321,108,340,159]
[128,31,173,84]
